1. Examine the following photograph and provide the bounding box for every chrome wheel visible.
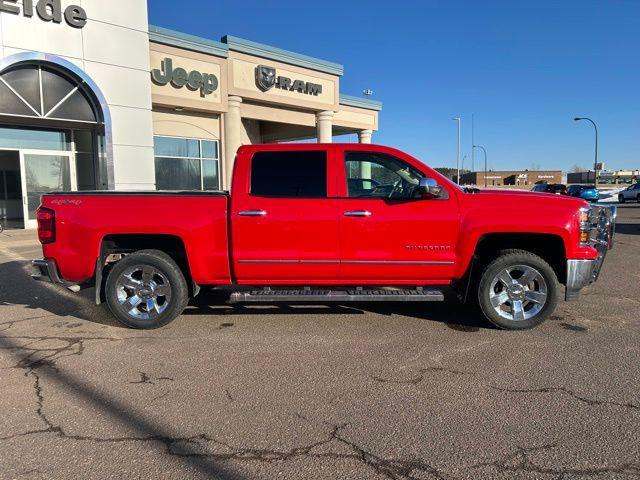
[488,264,547,322]
[115,265,172,320]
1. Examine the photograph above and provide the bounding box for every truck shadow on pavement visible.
[0,260,119,327]
[188,291,491,332]
[615,223,640,235]
[1,259,490,331]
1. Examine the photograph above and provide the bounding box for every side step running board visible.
[229,289,444,304]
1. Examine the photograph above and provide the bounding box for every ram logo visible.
[256,65,276,92]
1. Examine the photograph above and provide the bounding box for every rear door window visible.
[250,151,327,198]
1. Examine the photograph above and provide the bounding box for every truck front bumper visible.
[565,204,616,301]
[566,258,601,300]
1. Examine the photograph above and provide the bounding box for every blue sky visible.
[148,0,640,172]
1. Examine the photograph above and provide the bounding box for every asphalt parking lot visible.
[0,205,638,480]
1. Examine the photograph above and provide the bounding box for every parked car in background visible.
[531,183,567,195]
[618,183,640,203]
[567,185,600,202]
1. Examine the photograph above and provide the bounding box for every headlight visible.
[579,206,592,245]
[579,205,614,247]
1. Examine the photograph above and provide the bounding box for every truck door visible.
[337,148,459,283]
[231,147,340,283]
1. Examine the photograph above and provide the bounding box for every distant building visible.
[567,170,640,185]
[460,170,563,187]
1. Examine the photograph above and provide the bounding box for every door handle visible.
[238,210,267,217]
[344,211,372,217]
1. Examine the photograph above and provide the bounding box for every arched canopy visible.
[0,52,114,189]
[0,62,99,123]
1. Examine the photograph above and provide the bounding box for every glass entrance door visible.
[19,151,76,229]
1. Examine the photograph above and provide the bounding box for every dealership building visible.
[460,170,563,187]
[0,0,382,228]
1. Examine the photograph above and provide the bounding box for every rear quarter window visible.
[250,151,327,198]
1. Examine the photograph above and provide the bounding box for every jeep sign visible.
[151,58,219,98]
[0,0,87,28]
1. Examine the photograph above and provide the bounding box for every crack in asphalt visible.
[0,305,104,332]
[224,389,234,402]
[492,385,640,411]
[2,383,449,480]
[130,371,175,385]
[473,443,640,477]
[0,333,451,480]
[372,366,469,385]
[0,334,117,371]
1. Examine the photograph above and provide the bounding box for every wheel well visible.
[473,233,567,284]
[99,234,195,298]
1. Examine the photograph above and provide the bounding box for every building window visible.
[73,130,96,191]
[0,170,22,201]
[154,136,220,191]
[0,126,71,151]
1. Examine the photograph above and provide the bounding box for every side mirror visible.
[418,177,443,198]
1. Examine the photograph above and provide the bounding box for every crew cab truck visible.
[32,144,616,330]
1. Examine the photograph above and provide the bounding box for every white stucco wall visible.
[0,0,156,190]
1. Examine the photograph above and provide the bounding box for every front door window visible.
[345,151,424,199]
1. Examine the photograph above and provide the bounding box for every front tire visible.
[618,194,625,204]
[105,250,189,329]
[477,250,559,330]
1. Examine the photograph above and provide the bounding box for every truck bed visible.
[40,191,232,285]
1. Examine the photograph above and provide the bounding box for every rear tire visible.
[477,250,559,330]
[637,194,640,203]
[105,250,189,329]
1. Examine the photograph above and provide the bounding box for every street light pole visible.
[471,114,475,172]
[453,117,461,184]
[473,145,488,187]
[574,117,599,187]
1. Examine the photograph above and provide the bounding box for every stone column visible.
[358,129,373,144]
[224,96,243,189]
[357,130,374,179]
[316,111,334,143]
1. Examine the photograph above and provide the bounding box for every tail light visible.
[37,207,56,244]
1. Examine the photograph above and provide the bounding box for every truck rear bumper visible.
[32,259,82,292]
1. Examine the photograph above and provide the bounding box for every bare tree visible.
[570,164,587,173]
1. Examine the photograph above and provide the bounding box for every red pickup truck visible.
[32,144,616,330]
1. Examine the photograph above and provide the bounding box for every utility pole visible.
[471,114,475,172]
[453,117,461,184]
[461,155,467,184]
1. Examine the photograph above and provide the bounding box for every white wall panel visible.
[82,20,149,71]
[2,47,84,69]
[1,11,84,58]
[110,105,154,148]
[80,0,148,32]
[112,145,155,189]
[84,61,152,110]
